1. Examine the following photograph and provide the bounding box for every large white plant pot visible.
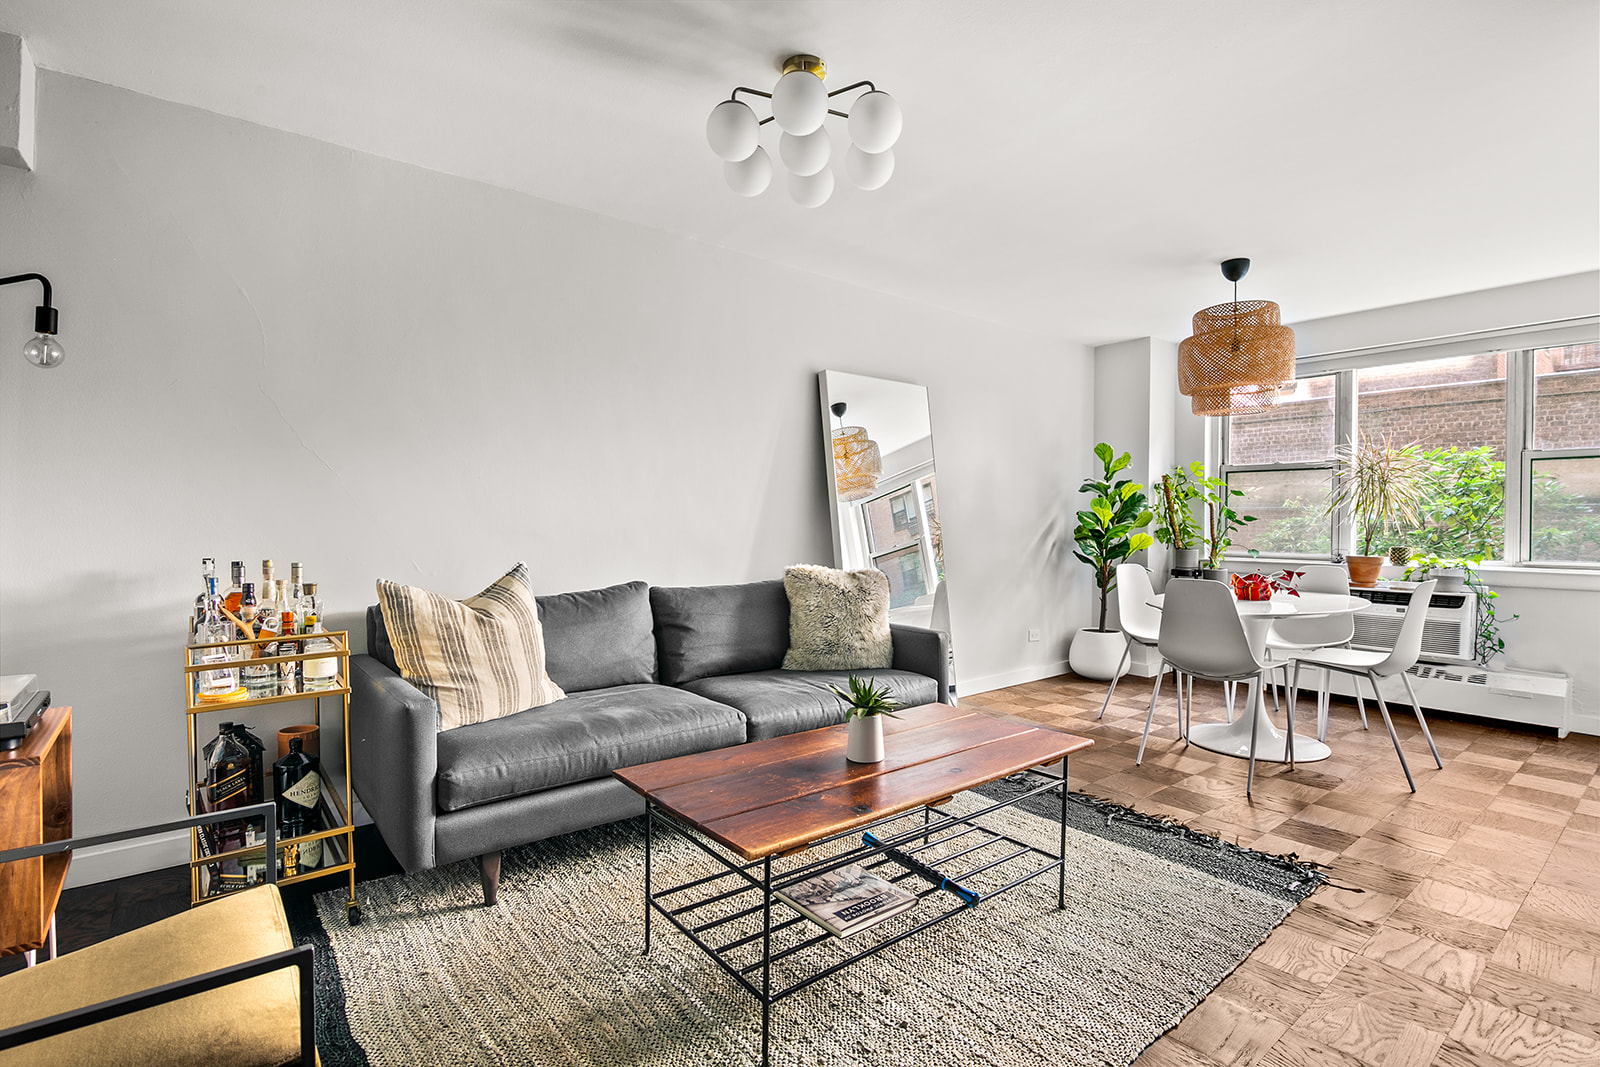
[1068,628,1130,681]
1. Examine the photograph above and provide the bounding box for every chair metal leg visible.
[1367,671,1415,792]
[1283,669,1296,770]
[1316,667,1330,742]
[1172,666,1185,738]
[1270,671,1281,715]
[1399,671,1444,768]
[1184,674,1193,741]
[1289,663,1302,770]
[1137,668,1165,765]
[1353,682,1370,730]
[1097,638,1134,720]
[1224,680,1236,723]
[1246,677,1261,797]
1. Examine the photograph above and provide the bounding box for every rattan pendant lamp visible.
[830,402,882,502]
[1178,259,1296,417]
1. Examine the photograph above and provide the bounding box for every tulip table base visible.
[1186,702,1332,763]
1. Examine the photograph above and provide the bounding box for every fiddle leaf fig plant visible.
[1074,443,1155,633]
[1178,461,1257,569]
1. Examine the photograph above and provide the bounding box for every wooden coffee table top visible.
[614,703,1092,861]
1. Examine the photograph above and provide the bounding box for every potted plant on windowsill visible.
[1069,443,1154,680]
[1183,462,1257,580]
[1331,432,1432,587]
[1152,467,1203,572]
[1403,554,1516,665]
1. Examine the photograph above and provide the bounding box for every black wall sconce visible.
[1,272,63,368]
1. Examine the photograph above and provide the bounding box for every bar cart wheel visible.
[347,901,361,925]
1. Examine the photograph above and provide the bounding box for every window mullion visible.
[1505,349,1532,562]
[1333,369,1356,555]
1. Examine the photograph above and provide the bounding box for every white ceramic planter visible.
[1068,628,1130,682]
[846,715,885,763]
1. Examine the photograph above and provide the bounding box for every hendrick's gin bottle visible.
[274,737,322,873]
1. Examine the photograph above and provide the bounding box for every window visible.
[1221,376,1337,557]
[1220,343,1600,565]
[860,473,942,606]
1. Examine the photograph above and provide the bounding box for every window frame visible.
[1216,348,1600,568]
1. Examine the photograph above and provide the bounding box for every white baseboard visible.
[962,660,1071,699]
[63,830,189,890]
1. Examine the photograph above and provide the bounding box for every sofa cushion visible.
[650,581,790,685]
[538,581,657,693]
[681,669,939,742]
[435,684,746,812]
[371,581,658,693]
[781,565,893,671]
[377,563,566,731]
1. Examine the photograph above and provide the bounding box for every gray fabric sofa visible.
[349,579,949,903]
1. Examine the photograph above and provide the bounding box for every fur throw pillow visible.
[377,563,565,730]
[781,564,893,671]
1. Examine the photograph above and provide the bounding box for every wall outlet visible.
[1027,628,1041,642]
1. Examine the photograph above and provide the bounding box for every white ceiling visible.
[4,0,1596,344]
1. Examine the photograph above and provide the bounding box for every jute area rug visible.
[289,782,1324,1067]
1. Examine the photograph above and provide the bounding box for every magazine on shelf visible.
[775,863,918,939]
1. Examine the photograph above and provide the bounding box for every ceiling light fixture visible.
[1177,258,1295,417]
[830,402,882,501]
[1,272,64,368]
[706,55,901,207]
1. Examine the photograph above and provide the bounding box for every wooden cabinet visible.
[0,706,71,957]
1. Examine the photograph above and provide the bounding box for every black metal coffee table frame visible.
[639,762,1071,1067]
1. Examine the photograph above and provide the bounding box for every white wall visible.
[0,72,1094,884]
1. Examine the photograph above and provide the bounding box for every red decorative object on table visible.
[1230,569,1305,601]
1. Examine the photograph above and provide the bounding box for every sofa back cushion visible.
[537,581,657,692]
[369,580,657,693]
[651,581,791,685]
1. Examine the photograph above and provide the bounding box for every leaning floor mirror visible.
[817,370,955,698]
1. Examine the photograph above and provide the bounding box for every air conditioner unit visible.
[1350,585,1477,665]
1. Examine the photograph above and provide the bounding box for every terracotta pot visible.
[1068,628,1130,681]
[277,724,320,761]
[846,715,885,763]
[1346,555,1385,587]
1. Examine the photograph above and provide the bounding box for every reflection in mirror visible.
[818,371,953,694]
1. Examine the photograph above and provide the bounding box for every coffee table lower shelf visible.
[641,764,1069,1067]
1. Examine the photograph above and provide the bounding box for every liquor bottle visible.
[276,579,301,692]
[200,722,259,893]
[232,723,268,806]
[299,582,340,691]
[223,560,246,616]
[192,557,216,636]
[192,577,241,700]
[259,560,276,606]
[274,737,323,870]
[239,583,276,698]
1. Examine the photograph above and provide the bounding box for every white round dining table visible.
[1145,590,1370,764]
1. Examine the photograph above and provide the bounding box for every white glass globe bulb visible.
[723,145,773,197]
[706,100,759,162]
[788,167,834,208]
[779,127,831,177]
[848,90,902,154]
[771,70,827,135]
[844,144,894,190]
[23,333,64,368]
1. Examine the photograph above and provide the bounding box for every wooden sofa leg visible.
[478,851,501,906]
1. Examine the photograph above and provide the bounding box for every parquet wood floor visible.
[964,673,1600,1067]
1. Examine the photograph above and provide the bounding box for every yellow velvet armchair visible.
[0,803,316,1066]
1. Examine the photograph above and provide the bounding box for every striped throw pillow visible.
[376,563,565,731]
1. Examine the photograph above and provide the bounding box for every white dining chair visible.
[1265,563,1360,740]
[1148,578,1285,794]
[1286,579,1444,792]
[1098,564,1183,726]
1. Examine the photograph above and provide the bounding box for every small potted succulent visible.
[831,675,904,764]
[1331,432,1432,586]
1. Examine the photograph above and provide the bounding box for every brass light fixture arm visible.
[727,76,880,125]
[0,272,58,334]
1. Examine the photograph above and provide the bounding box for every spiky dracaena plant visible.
[829,675,905,721]
[1331,432,1433,556]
